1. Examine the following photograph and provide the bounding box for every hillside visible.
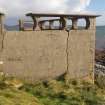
[0,71,105,105]
[0,72,43,105]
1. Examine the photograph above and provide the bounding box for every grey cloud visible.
[0,0,91,17]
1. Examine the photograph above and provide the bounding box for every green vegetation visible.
[22,80,105,105]
[0,72,43,105]
[0,89,42,105]
[0,71,105,105]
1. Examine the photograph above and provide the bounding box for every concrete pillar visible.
[0,14,4,34]
[32,17,41,31]
[60,17,66,30]
[38,21,42,30]
[0,14,5,52]
[19,19,24,31]
[38,21,45,30]
[86,17,96,30]
[71,18,78,30]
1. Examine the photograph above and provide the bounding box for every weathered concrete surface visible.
[0,30,95,82]
[0,31,67,82]
[68,30,95,82]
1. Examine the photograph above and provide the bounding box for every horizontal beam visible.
[39,19,60,23]
[26,13,100,18]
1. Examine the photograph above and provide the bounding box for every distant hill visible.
[5,25,19,31]
[5,23,33,31]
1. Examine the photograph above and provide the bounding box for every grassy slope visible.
[0,72,105,105]
[22,79,105,105]
[0,74,43,105]
[0,89,42,105]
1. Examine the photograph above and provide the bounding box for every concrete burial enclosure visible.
[0,13,100,83]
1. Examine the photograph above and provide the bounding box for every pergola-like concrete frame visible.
[26,13,100,31]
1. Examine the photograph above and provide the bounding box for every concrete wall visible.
[68,30,95,82]
[0,30,95,82]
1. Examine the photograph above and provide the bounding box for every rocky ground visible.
[95,49,105,88]
[95,63,105,88]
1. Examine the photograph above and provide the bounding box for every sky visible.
[0,0,104,26]
[87,0,105,26]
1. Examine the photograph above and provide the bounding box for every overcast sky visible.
[0,0,104,25]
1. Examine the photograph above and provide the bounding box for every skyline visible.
[0,0,104,26]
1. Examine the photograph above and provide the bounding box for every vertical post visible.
[19,19,24,31]
[0,14,4,52]
[60,17,66,30]
[32,16,40,31]
[87,17,96,30]
[0,14,4,34]
[38,21,43,30]
[71,18,78,30]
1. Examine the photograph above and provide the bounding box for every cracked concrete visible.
[1,31,6,52]
[0,31,5,52]
[66,31,70,73]
[0,30,95,83]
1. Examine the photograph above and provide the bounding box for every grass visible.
[0,72,43,105]
[22,79,105,105]
[0,71,105,105]
[0,89,42,105]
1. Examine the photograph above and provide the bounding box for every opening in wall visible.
[53,21,60,30]
[43,21,49,30]
[66,19,72,31]
[77,18,87,30]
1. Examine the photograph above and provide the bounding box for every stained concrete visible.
[0,29,96,83]
[68,30,95,82]
[0,31,67,82]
